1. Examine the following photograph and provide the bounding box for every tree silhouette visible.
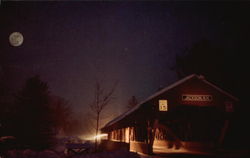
[127,96,138,109]
[49,96,74,136]
[89,81,117,151]
[14,75,55,149]
[174,39,240,97]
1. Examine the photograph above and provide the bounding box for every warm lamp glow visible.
[93,134,108,139]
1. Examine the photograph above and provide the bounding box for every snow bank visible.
[5,149,60,158]
[70,150,140,158]
[4,149,139,158]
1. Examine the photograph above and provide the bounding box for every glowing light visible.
[81,134,108,140]
[93,134,108,139]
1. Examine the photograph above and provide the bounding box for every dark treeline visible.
[0,75,80,150]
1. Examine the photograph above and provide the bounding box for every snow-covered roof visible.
[102,74,238,130]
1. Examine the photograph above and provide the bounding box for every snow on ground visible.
[4,149,60,158]
[70,150,140,158]
[4,149,250,158]
[3,149,141,158]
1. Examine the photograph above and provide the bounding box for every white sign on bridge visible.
[182,94,212,102]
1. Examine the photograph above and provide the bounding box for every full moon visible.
[9,32,24,47]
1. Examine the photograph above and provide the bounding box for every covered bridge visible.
[101,74,238,154]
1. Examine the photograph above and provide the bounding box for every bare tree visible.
[127,95,138,109]
[89,81,117,150]
[49,96,73,136]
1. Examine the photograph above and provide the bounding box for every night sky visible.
[1,2,249,120]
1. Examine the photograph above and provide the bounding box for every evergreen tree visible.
[14,75,55,149]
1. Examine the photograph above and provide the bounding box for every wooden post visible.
[146,120,150,154]
[218,119,229,148]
